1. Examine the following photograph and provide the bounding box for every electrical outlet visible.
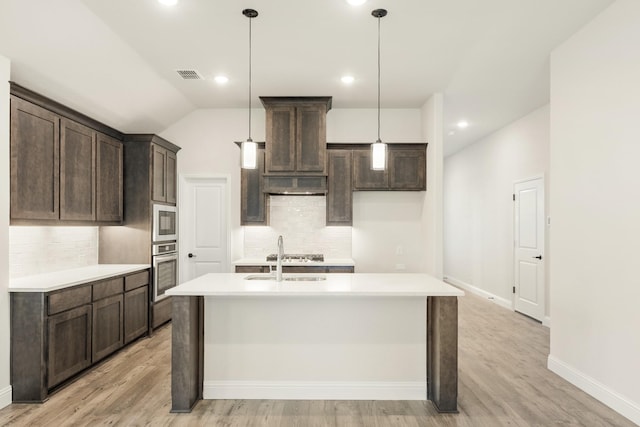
[395,245,404,256]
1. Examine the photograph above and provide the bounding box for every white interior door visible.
[513,177,545,321]
[180,176,229,283]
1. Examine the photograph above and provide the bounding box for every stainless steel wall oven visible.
[152,242,178,301]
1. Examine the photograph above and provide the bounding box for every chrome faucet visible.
[276,235,284,282]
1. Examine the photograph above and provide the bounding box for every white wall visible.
[548,1,640,424]
[162,107,428,273]
[443,105,550,313]
[0,53,12,408]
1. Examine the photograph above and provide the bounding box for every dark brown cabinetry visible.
[152,144,178,204]
[47,304,92,389]
[10,269,151,402]
[327,150,353,225]
[261,97,331,175]
[9,85,124,224]
[97,134,123,222]
[352,145,426,191]
[241,149,268,225]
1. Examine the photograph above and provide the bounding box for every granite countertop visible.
[167,273,464,298]
[233,258,356,267]
[9,264,151,292]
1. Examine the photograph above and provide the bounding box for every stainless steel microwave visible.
[153,204,177,243]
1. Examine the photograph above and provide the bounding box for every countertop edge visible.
[9,264,151,293]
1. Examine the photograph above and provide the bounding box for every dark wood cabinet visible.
[92,294,124,363]
[10,96,60,220]
[235,265,271,273]
[10,268,151,402]
[261,97,331,175]
[327,150,353,225]
[47,305,92,388]
[241,149,269,225]
[9,87,124,224]
[352,145,427,191]
[151,144,177,204]
[124,286,149,344]
[235,265,354,273]
[97,133,123,222]
[60,119,96,221]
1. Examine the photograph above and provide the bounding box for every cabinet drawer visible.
[93,277,123,301]
[48,286,92,315]
[235,266,271,273]
[125,270,149,292]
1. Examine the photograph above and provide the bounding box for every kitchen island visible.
[166,273,464,413]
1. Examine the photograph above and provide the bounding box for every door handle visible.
[188,253,197,258]
[533,255,542,260]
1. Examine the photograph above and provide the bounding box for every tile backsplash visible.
[243,196,352,259]
[10,226,99,278]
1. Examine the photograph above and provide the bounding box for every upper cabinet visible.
[352,144,427,191]
[151,144,177,204]
[261,97,332,175]
[9,87,124,224]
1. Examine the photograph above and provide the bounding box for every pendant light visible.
[241,8,258,169]
[371,8,387,171]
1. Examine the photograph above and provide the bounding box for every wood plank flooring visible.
[0,292,635,426]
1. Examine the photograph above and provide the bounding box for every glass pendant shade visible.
[371,140,387,170]
[241,139,257,169]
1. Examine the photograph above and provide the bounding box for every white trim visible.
[548,356,640,426]
[0,386,12,409]
[203,381,426,401]
[444,276,513,310]
[543,316,551,328]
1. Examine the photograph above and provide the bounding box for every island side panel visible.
[427,296,459,413]
[171,295,204,412]
[10,292,47,402]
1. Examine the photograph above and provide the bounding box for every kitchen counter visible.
[9,264,151,292]
[233,258,355,267]
[167,273,463,413]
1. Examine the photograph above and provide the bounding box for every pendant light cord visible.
[248,15,253,142]
[376,14,381,143]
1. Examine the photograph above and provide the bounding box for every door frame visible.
[512,174,546,323]
[178,174,232,283]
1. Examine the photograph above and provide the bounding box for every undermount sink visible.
[244,274,327,282]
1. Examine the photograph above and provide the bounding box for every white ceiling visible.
[0,0,613,155]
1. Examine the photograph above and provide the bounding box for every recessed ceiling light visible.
[214,75,229,85]
[457,120,469,129]
[158,0,178,6]
[346,0,367,5]
[341,75,355,85]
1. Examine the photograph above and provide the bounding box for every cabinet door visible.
[241,149,269,225]
[296,105,326,173]
[59,120,95,221]
[235,266,271,273]
[265,106,296,172]
[47,305,92,388]
[326,150,352,225]
[166,150,177,205]
[388,148,426,190]
[124,286,149,344]
[92,294,124,363]
[352,149,388,190]
[96,134,123,222]
[152,144,168,202]
[10,96,60,220]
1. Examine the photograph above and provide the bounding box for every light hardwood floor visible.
[0,292,635,426]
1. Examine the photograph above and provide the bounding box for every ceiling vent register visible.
[176,69,204,80]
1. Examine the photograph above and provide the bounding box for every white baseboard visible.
[0,386,12,409]
[548,355,640,425]
[443,275,513,310]
[543,316,551,328]
[203,381,426,400]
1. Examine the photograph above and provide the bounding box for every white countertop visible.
[9,264,151,292]
[233,258,355,267]
[166,273,464,297]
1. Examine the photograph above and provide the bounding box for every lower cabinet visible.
[235,265,354,273]
[47,305,92,389]
[10,268,150,402]
[92,294,124,363]
[124,286,149,344]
